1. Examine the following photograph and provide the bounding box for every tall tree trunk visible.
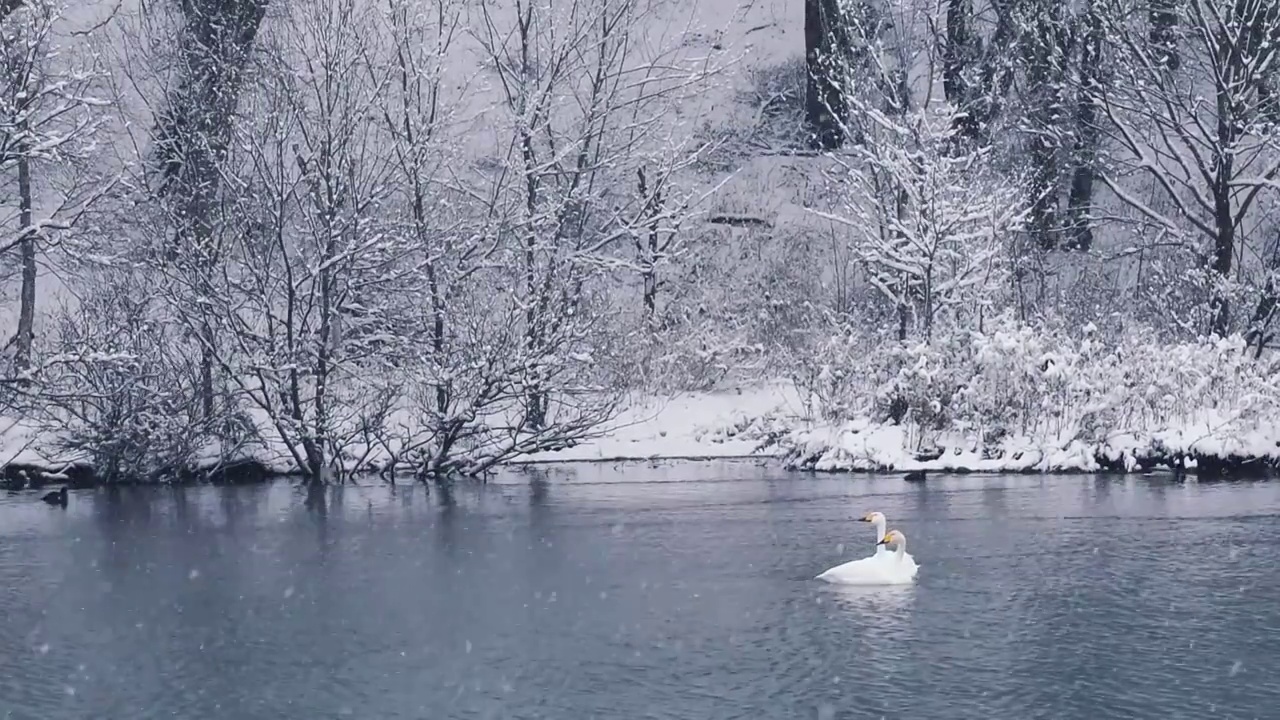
[1246,220,1280,356]
[1210,176,1235,337]
[944,0,1019,143]
[636,167,662,328]
[1064,0,1103,252]
[522,138,545,431]
[512,2,546,431]
[1245,0,1280,123]
[805,0,846,149]
[313,252,333,481]
[943,0,980,138]
[1022,0,1065,250]
[154,0,268,419]
[14,123,35,374]
[1149,0,1180,70]
[1209,31,1246,338]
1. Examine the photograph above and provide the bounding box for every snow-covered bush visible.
[819,103,1025,341]
[634,220,836,393]
[789,312,973,432]
[948,316,1119,443]
[790,324,881,421]
[36,270,256,482]
[785,310,1280,463]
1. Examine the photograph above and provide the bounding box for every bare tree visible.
[1100,0,1280,336]
[376,0,637,480]
[817,104,1025,341]
[149,0,267,418]
[38,264,258,482]
[471,0,716,426]
[1,0,114,375]
[181,0,411,481]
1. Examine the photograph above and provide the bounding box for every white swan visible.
[814,511,890,582]
[816,529,919,586]
[861,510,888,555]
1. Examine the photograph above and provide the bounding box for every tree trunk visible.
[943,0,980,138]
[15,126,35,374]
[944,0,1019,143]
[1149,0,1179,70]
[636,167,662,328]
[523,217,546,430]
[428,266,448,415]
[522,145,545,431]
[1245,0,1280,123]
[1022,1,1065,250]
[805,0,846,150]
[314,261,332,481]
[1064,0,1102,252]
[1210,183,1235,337]
[1246,277,1277,358]
[1210,74,1239,337]
[154,0,268,418]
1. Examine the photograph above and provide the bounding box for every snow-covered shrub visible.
[789,308,1280,465]
[697,56,810,166]
[629,309,770,393]
[874,333,974,434]
[36,270,256,482]
[819,103,1024,341]
[791,325,878,421]
[947,315,1114,443]
[637,220,835,392]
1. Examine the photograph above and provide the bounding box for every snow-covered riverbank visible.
[534,378,1280,477]
[7,374,1280,486]
[0,381,806,484]
[774,417,1280,476]
[516,380,804,463]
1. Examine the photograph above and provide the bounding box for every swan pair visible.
[815,511,919,585]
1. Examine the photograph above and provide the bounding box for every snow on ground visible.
[526,379,807,462]
[780,421,1106,473]
[0,416,78,471]
[0,380,809,479]
[6,377,1280,480]
[777,412,1280,474]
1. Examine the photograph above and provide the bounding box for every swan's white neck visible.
[871,517,886,544]
[889,537,906,561]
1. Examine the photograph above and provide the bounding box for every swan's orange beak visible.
[860,514,873,522]
[876,537,889,545]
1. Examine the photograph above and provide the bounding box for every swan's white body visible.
[816,528,918,586]
[814,511,889,583]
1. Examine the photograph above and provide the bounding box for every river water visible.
[1,463,1278,719]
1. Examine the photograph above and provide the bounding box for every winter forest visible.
[3,0,1280,484]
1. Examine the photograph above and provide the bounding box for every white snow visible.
[776,408,1280,474]
[6,373,1280,480]
[0,416,80,470]
[525,379,806,463]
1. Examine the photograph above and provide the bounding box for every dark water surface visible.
[2,464,1279,719]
